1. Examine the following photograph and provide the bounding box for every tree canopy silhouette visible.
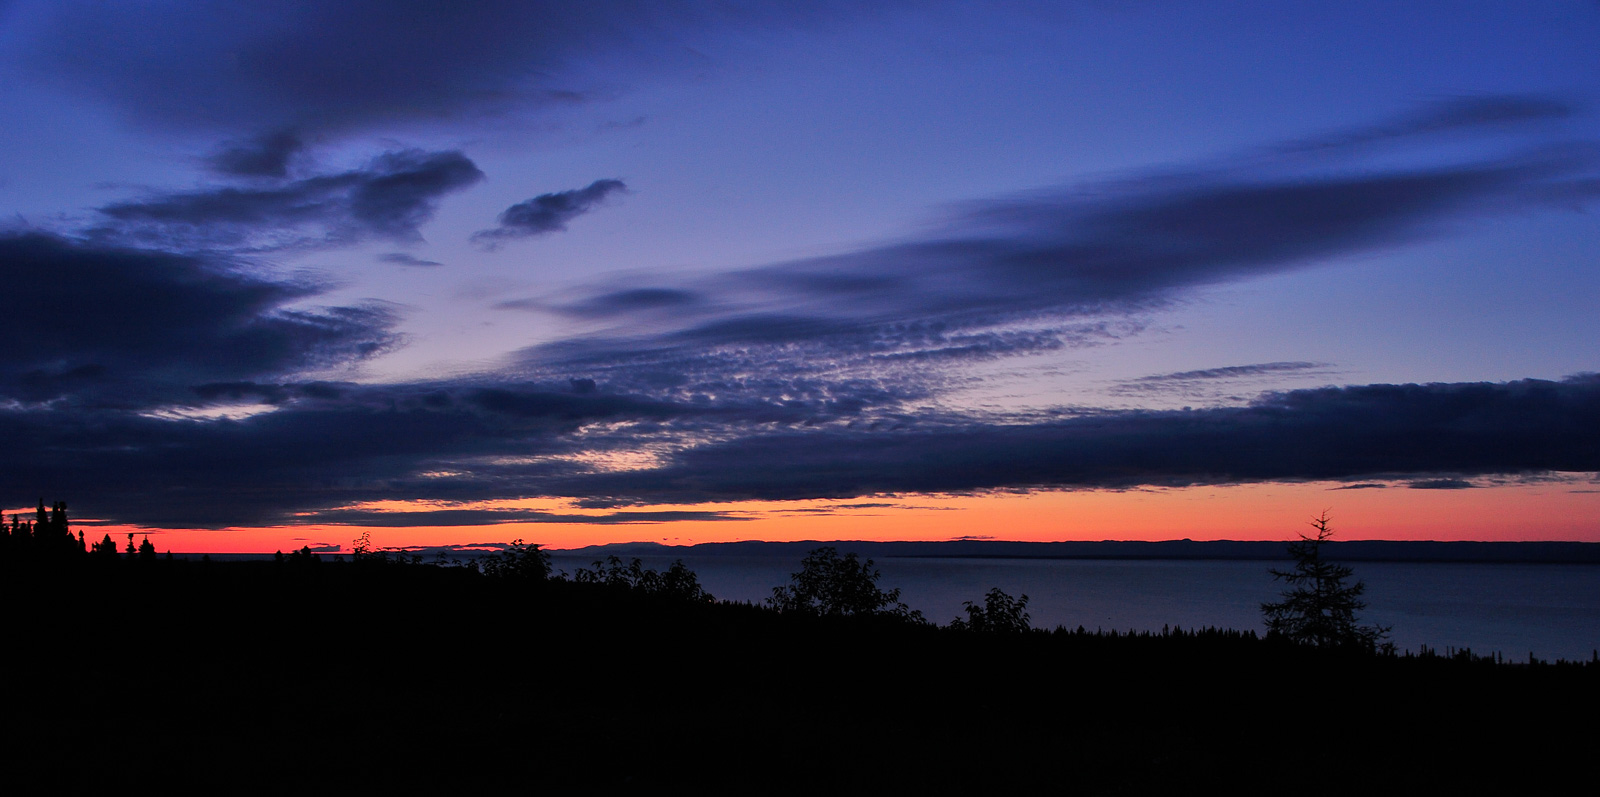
[573,555,713,602]
[1261,512,1390,651]
[768,546,923,622]
[949,587,1031,633]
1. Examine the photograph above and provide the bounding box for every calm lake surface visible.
[551,553,1600,662]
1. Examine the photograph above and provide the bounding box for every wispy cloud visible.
[91,149,484,252]
[472,179,627,249]
[500,101,1595,400]
[294,507,751,526]
[207,129,307,178]
[379,252,444,267]
[1109,362,1339,402]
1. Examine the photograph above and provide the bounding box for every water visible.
[550,553,1600,662]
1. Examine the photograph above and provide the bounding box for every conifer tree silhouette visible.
[1261,512,1389,651]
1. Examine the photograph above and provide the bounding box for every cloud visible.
[3,373,1596,528]
[471,179,628,249]
[1125,362,1331,384]
[290,507,750,526]
[15,1,859,137]
[500,153,1594,400]
[208,129,306,178]
[379,252,444,267]
[480,98,1593,396]
[545,376,1600,505]
[1275,94,1574,155]
[543,287,702,318]
[4,100,1597,530]
[1408,478,1476,490]
[0,233,398,408]
[93,149,484,251]
[0,366,908,526]
[1109,362,1338,401]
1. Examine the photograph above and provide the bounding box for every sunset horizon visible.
[4,2,1597,552]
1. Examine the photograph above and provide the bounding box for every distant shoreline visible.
[559,539,1600,565]
[173,538,1600,564]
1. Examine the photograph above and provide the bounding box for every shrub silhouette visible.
[477,539,552,582]
[949,587,1031,633]
[1261,512,1390,651]
[768,546,923,622]
[573,555,714,602]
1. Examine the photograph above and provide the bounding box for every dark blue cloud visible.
[1109,362,1339,400]
[17,1,870,136]
[0,233,397,408]
[537,287,702,318]
[1126,363,1330,383]
[548,376,1600,505]
[498,101,1597,388]
[207,129,306,178]
[1408,479,1477,490]
[2,373,1595,528]
[378,252,444,267]
[1274,94,1574,155]
[292,507,750,527]
[472,179,628,249]
[93,149,484,251]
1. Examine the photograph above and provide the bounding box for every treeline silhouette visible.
[4,500,1595,793]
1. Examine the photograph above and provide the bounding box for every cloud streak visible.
[550,376,1600,505]
[504,111,1597,395]
[93,149,484,251]
[293,507,750,527]
[2,373,1595,528]
[472,179,627,249]
[17,1,869,137]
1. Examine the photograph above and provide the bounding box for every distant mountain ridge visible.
[558,539,1600,564]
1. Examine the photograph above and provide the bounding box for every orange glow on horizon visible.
[41,478,1600,553]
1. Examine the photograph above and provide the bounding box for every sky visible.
[1,1,1597,552]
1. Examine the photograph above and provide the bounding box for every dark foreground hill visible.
[6,557,1595,793]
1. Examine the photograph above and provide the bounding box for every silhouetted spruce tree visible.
[91,533,119,559]
[1260,512,1389,651]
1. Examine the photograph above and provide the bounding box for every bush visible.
[949,587,1031,633]
[477,539,552,582]
[572,555,713,602]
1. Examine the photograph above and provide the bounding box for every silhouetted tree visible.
[768,546,923,622]
[91,533,119,559]
[656,559,714,603]
[477,539,551,582]
[949,587,1031,633]
[1261,512,1389,651]
[572,555,714,602]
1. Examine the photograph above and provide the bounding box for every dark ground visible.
[5,558,1594,793]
